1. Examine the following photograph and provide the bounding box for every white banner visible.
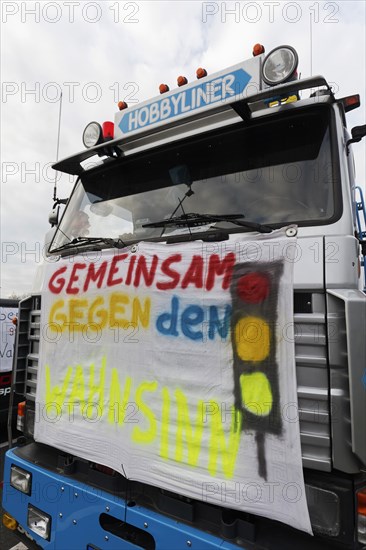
[35,229,312,534]
[0,307,17,372]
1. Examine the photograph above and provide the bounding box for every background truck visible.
[0,298,19,431]
[2,44,366,549]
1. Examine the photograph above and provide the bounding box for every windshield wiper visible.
[142,213,273,233]
[51,236,126,254]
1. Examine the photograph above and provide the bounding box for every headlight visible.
[27,505,51,540]
[261,45,298,86]
[82,121,103,148]
[10,465,31,495]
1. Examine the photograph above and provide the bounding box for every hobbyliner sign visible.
[34,228,312,534]
[114,57,260,138]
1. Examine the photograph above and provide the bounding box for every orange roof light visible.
[117,101,128,110]
[253,43,265,56]
[159,84,170,94]
[177,76,188,87]
[196,68,207,79]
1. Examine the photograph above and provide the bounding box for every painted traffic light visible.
[230,261,284,479]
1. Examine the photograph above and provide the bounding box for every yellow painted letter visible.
[45,365,72,409]
[132,381,158,444]
[175,389,204,467]
[208,404,242,479]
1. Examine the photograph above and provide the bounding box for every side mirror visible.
[48,206,60,227]
[48,198,68,226]
[346,124,366,155]
[351,124,366,142]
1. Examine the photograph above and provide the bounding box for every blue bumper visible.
[2,447,243,549]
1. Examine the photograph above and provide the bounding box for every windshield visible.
[50,106,339,252]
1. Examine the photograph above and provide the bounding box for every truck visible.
[0,299,19,430]
[2,43,366,550]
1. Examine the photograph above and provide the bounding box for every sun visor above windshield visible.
[53,75,331,177]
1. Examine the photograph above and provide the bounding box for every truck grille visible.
[294,304,331,471]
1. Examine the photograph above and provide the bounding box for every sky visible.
[1,0,365,298]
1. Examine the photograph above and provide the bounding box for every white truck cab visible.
[3,44,366,550]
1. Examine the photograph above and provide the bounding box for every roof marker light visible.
[159,84,170,94]
[262,45,298,86]
[340,94,361,112]
[253,43,265,56]
[117,101,128,110]
[196,68,207,79]
[177,76,188,87]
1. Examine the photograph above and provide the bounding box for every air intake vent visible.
[13,295,41,402]
[294,292,331,471]
[294,292,312,313]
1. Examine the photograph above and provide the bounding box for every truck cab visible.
[2,44,366,550]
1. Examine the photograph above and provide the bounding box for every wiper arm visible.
[229,218,273,233]
[143,213,244,227]
[72,237,127,247]
[51,236,126,253]
[142,213,272,233]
